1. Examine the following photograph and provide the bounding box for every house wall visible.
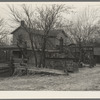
[13,27,61,50]
[56,32,70,45]
[46,32,69,50]
[28,51,41,64]
[13,27,31,48]
[46,38,58,50]
[32,35,43,49]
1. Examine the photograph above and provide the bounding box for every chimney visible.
[21,20,25,27]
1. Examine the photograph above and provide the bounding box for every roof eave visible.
[11,26,21,34]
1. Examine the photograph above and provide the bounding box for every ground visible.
[0,65,100,90]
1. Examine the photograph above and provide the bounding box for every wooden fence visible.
[0,66,13,77]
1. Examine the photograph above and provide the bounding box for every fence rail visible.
[0,66,13,77]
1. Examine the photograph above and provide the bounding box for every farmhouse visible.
[10,21,72,64]
[11,21,71,48]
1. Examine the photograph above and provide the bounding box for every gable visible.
[11,27,22,34]
[12,27,29,41]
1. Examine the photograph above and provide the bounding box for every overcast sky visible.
[0,2,100,33]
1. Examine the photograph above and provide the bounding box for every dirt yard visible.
[0,65,100,91]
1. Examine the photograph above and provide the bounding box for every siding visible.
[13,27,31,48]
[13,28,59,50]
[12,27,69,50]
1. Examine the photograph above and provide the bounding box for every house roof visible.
[11,26,22,34]
[11,26,67,38]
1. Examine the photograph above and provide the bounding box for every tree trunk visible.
[17,43,27,59]
[42,37,46,67]
[39,37,46,68]
[29,33,38,67]
[78,42,82,62]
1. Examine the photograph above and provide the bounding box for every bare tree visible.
[0,18,8,45]
[8,4,71,67]
[64,6,99,63]
[17,34,27,59]
[35,4,71,67]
